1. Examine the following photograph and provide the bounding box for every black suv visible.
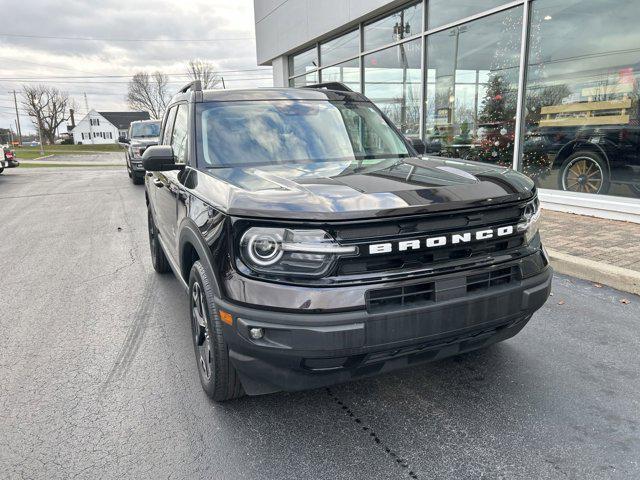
[143,81,552,401]
[122,120,161,184]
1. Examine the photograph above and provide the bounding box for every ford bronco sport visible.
[142,81,552,401]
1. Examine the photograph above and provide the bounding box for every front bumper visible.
[217,262,553,395]
[129,159,145,171]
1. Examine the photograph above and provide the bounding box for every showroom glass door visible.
[423,6,524,166]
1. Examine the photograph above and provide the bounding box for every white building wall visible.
[72,110,119,145]
[254,0,404,66]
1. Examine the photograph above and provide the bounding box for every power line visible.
[0,57,100,76]
[1,78,273,87]
[0,68,272,81]
[0,33,255,42]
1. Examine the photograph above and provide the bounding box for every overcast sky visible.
[0,0,271,135]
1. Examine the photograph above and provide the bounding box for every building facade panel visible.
[254,0,640,220]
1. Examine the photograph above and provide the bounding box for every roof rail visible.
[178,80,202,94]
[301,82,353,92]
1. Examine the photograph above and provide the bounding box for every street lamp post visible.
[394,10,412,133]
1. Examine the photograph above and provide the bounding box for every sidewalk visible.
[19,152,124,167]
[540,210,640,294]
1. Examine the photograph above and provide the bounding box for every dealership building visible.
[254,0,640,222]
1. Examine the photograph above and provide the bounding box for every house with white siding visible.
[71,110,150,145]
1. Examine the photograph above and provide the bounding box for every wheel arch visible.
[553,140,611,176]
[178,221,223,298]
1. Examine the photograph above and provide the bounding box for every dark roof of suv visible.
[197,87,368,103]
[98,111,150,129]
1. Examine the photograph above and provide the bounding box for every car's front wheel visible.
[189,261,244,402]
[131,172,144,185]
[147,209,171,273]
[558,151,610,195]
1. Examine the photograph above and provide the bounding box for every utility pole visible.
[221,77,226,89]
[84,93,94,145]
[13,90,22,144]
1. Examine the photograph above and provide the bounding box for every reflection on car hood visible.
[203,156,535,220]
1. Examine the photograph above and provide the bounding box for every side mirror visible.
[407,136,426,155]
[118,136,129,144]
[142,145,183,171]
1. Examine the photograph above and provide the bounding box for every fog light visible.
[249,327,264,340]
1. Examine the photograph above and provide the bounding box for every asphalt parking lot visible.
[1,161,639,479]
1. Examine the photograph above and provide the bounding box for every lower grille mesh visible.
[365,266,519,313]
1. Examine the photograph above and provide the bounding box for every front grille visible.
[332,202,527,279]
[337,236,522,276]
[365,265,519,313]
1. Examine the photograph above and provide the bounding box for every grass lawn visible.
[15,144,124,159]
[18,163,122,168]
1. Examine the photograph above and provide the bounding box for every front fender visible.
[178,216,227,298]
[554,140,611,175]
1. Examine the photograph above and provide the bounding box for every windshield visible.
[131,122,160,138]
[196,100,410,168]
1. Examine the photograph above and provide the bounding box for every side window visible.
[162,107,177,145]
[171,104,189,165]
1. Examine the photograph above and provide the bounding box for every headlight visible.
[239,227,357,278]
[517,198,541,243]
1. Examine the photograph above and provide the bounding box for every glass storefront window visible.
[364,38,422,136]
[521,0,640,199]
[289,72,318,87]
[289,47,318,77]
[321,30,359,67]
[364,2,423,52]
[321,59,361,92]
[427,0,511,29]
[424,7,522,166]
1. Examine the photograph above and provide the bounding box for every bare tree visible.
[186,59,221,89]
[126,71,170,119]
[22,85,70,145]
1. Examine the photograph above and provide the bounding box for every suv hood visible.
[203,156,535,221]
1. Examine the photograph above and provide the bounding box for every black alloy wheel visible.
[191,281,213,382]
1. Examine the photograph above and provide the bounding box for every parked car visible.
[142,81,551,401]
[523,84,640,197]
[120,120,161,184]
[525,124,640,197]
[3,146,19,168]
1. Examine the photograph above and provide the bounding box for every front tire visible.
[131,172,144,185]
[147,208,171,273]
[189,261,244,401]
[558,151,610,195]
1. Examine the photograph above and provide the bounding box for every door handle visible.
[146,171,153,177]
[153,180,164,188]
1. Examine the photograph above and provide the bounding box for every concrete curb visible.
[31,154,56,161]
[547,248,640,296]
